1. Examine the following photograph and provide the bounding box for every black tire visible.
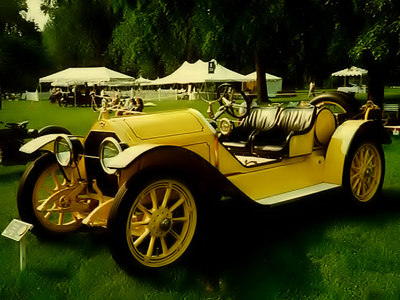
[343,139,385,206]
[108,172,199,273]
[37,125,71,136]
[17,154,82,236]
[310,91,360,114]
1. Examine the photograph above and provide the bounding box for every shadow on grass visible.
[160,188,400,297]
[30,266,74,281]
[24,187,400,297]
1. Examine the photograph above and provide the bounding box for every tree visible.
[37,0,399,106]
[108,0,201,78]
[348,0,400,106]
[0,0,47,92]
[41,0,119,69]
[193,0,287,102]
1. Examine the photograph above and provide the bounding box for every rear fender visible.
[324,119,390,184]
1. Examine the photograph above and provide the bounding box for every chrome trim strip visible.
[256,183,340,206]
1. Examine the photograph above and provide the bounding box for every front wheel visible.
[17,154,83,235]
[38,125,71,136]
[343,140,385,205]
[108,176,198,272]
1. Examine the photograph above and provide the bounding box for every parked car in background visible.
[0,121,70,165]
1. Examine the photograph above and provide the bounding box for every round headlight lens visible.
[54,136,72,167]
[100,137,122,174]
[219,118,233,135]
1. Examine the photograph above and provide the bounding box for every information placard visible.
[2,219,33,242]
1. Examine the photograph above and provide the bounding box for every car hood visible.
[90,109,215,144]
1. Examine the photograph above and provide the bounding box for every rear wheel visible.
[108,175,198,271]
[344,140,384,205]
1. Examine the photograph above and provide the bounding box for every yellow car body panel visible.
[288,128,314,157]
[226,152,326,201]
[87,109,217,166]
[324,119,369,184]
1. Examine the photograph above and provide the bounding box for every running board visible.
[255,183,341,206]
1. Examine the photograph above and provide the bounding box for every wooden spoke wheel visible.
[346,141,384,204]
[18,154,82,235]
[109,177,197,270]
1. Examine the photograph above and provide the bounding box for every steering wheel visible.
[216,83,250,119]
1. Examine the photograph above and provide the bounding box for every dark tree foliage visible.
[349,0,400,106]
[192,0,287,101]
[42,0,120,69]
[108,0,201,78]
[0,0,47,91]
[1,0,399,103]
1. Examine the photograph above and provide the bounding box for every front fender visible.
[19,134,64,154]
[324,119,390,184]
[108,144,246,200]
[106,144,161,169]
[20,134,83,155]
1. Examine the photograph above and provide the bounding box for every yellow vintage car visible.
[17,84,390,272]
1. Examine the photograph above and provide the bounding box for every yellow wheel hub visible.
[149,207,173,238]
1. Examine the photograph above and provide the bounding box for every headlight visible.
[54,135,83,167]
[99,137,123,174]
[219,118,233,135]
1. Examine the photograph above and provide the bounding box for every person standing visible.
[308,81,316,98]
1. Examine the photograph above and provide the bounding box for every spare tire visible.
[310,91,361,114]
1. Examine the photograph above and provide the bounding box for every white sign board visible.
[2,219,33,242]
[2,219,34,271]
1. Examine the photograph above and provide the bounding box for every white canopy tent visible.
[39,67,135,86]
[135,76,152,85]
[150,59,246,85]
[332,66,368,85]
[331,66,368,77]
[39,67,135,106]
[243,72,283,97]
[331,66,368,93]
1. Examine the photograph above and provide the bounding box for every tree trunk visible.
[255,49,269,103]
[367,65,384,108]
[362,51,385,108]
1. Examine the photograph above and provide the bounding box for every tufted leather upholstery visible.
[275,106,315,135]
[252,106,316,158]
[240,106,280,131]
[222,106,280,154]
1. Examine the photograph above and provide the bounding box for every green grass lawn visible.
[1,93,400,299]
